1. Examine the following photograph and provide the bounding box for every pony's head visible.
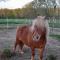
[31,16,49,32]
[30,16,49,40]
[31,16,46,30]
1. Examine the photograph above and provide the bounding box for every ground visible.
[0,28,60,60]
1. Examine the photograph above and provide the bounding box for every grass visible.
[49,23,60,28]
[0,19,32,24]
[50,34,60,40]
[0,19,60,28]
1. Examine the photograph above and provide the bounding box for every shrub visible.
[46,55,57,60]
[1,48,15,58]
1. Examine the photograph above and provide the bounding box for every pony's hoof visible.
[31,59,34,60]
[20,51,24,54]
[31,57,34,60]
[19,50,24,55]
[12,48,16,53]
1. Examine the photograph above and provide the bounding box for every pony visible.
[14,16,49,60]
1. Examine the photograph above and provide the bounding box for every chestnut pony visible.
[14,16,49,60]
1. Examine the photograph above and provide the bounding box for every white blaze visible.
[32,32,41,41]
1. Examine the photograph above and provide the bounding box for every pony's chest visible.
[28,34,46,48]
[28,29,46,47]
[29,33,46,48]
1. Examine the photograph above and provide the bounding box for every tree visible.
[33,0,58,16]
[32,0,48,16]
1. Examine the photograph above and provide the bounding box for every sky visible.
[0,0,60,9]
[0,0,33,9]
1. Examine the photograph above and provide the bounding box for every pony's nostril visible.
[37,36,39,39]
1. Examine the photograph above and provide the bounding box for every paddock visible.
[0,28,60,60]
[0,18,60,60]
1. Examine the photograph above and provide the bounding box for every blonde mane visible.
[31,16,47,30]
[30,16,49,40]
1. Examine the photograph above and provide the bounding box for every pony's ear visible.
[43,16,45,19]
[41,16,45,19]
[38,16,45,19]
[37,16,41,19]
[37,16,46,20]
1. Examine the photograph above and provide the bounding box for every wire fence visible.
[0,18,60,35]
[0,18,60,27]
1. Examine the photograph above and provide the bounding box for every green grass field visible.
[0,19,60,28]
[50,34,60,41]
[0,19,32,24]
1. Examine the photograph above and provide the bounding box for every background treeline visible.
[0,4,37,19]
[0,3,60,19]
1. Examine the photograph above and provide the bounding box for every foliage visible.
[33,0,60,16]
[46,55,57,60]
[0,3,37,19]
[1,48,15,58]
[0,1,60,19]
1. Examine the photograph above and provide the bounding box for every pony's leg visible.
[19,41,24,54]
[39,48,44,60]
[13,36,19,52]
[31,48,35,60]
[13,41,18,52]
